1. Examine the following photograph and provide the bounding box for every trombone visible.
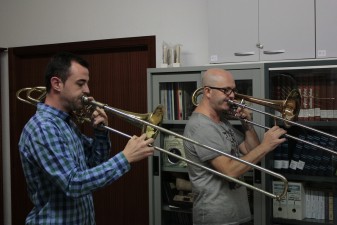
[16,86,288,200]
[192,87,337,156]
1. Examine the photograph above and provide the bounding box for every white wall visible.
[0,0,209,224]
[0,0,209,67]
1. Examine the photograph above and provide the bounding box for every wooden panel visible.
[0,47,6,225]
[8,36,155,225]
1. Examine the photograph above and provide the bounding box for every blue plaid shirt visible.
[19,103,131,225]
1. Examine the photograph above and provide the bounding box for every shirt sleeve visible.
[27,121,131,198]
[80,128,112,167]
[193,124,232,162]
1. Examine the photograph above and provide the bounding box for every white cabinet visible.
[208,0,259,63]
[259,0,315,61]
[208,0,315,63]
[316,1,337,58]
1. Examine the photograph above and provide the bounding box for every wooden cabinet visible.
[0,47,6,225]
[208,0,315,63]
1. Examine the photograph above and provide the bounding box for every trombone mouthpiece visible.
[81,95,90,104]
[226,99,236,107]
[81,95,107,109]
[226,99,233,104]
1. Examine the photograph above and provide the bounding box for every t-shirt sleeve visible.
[193,124,232,162]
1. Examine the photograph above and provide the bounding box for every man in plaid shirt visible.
[18,52,154,225]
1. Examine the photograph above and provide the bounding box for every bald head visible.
[202,68,234,87]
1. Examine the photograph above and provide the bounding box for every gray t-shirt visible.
[183,112,251,225]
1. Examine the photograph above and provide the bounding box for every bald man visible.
[183,68,286,225]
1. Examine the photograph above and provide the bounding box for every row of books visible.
[159,82,195,120]
[162,180,193,209]
[164,212,192,225]
[273,181,337,221]
[272,76,337,121]
[273,132,337,176]
[305,188,336,221]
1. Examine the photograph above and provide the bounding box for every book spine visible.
[314,77,321,121]
[160,83,168,120]
[333,192,337,223]
[273,145,283,172]
[281,141,290,173]
[175,83,183,120]
[308,77,315,121]
[327,80,335,121]
[320,78,328,121]
[302,78,309,121]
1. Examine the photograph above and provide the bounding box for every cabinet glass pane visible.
[161,171,192,225]
[268,65,337,225]
[236,79,253,96]
[148,67,263,225]
[269,67,337,122]
[159,82,197,121]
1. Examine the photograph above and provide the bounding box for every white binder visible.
[287,182,306,220]
[272,181,288,219]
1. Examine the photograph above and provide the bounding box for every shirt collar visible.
[37,102,71,122]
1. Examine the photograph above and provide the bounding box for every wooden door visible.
[9,36,155,225]
[0,47,6,225]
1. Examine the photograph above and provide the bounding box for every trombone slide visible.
[16,86,289,200]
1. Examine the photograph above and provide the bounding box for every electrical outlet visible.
[210,55,218,62]
[317,50,326,57]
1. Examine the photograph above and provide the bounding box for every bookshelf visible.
[264,60,337,225]
[147,69,201,225]
[147,65,265,225]
[147,60,337,225]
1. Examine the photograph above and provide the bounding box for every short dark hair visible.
[44,52,89,92]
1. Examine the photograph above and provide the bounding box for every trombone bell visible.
[235,89,301,127]
[16,86,164,139]
[192,87,301,128]
[81,95,164,139]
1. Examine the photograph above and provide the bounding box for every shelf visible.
[162,120,189,125]
[274,120,337,128]
[162,166,188,173]
[163,119,241,125]
[281,174,337,183]
[273,218,335,225]
[300,121,337,127]
[162,204,192,214]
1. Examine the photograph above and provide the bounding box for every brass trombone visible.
[16,86,288,200]
[192,87,337,156]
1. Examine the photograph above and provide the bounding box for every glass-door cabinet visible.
[264,60,337,225]
[147,64,266,225]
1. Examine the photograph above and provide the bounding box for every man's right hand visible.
[122,133,155,163]
[261,126,287,152]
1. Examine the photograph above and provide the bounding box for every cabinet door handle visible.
[234,51,255,56]
[263,50,285,55]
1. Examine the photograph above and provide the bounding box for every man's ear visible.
[50,77,63,92]
[203,87,211,97]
